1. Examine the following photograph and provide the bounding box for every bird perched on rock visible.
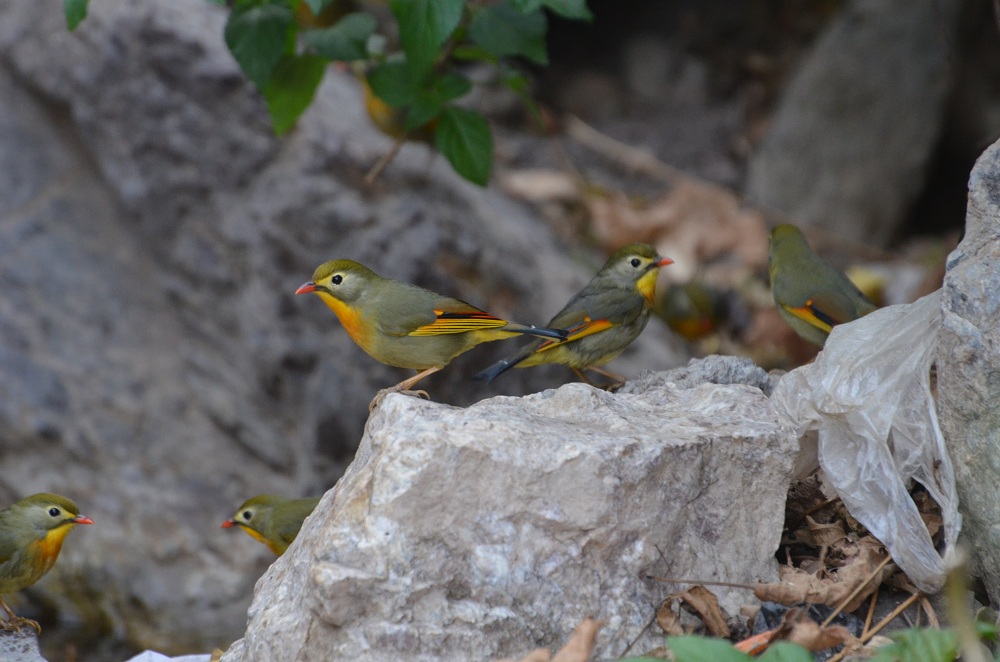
[768,224,877,347]
[221,495,321,557]
[0,493,94,633]
[475,243,673,385]
[296,260,566,408]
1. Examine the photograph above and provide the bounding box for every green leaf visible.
[64,0,88,30]
[503,66,544,129]
[304,12,376,61]
[263,54,327,134]
[389,0,464,74]
[405,72,471,130]
[666,635,752,662]
[367,61,419,107]
[451,45,498,63]
[758,642,815,662]
[870,628,958,662]
[435,106,492,186]
[224,2,295,88]
[469,2,548,65]
[510,0,593,20]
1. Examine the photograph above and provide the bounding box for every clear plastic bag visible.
[772,290,958,592]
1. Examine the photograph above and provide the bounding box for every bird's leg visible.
[571,368,597,386]
[369,367,441,411]
[574,366,626,391]
[0,597,40,634]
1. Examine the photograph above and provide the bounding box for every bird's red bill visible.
[656,257,675,267]
[220,520,236,529]
[295,281,317,295]
[74,516,95,525]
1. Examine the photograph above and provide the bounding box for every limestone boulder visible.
[223,358,798,661]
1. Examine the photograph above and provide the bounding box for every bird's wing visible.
[399,296,510,337]
[531,316,615,354]
[781,288,861,333]
[0,514,22,566]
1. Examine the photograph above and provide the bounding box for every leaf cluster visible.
[64,0,591,185]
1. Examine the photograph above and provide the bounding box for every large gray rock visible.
[937,136,1000,604]
[745,0,962,245]
[222,361,798,661]
[0,0,688,654]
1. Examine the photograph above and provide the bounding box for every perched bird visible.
[657,280,730,342]
[474,243,674,384]
[297,259,566,407]
[221,495,321,557]
[0,494,94,633]
[768,224,878,347]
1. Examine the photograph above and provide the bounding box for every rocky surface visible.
[0,629,46,662]
[937,136,1000,604]
[745,0,962,245]
[222,358,798,661]
[0,0,688,654]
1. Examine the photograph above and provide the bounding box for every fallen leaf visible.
[501,169,581,204]
[805,516,847,547]
[680,586,730,638]
[785,620,855,652]
[656,601,684,636]
[551,617,601,662]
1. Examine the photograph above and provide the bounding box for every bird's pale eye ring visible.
[242,511,253,521]
[331,274,343,285]
[48,507,60,517]
[630,258,641,268]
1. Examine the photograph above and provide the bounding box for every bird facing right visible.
[475,243,674,384]
[0,493,94,633]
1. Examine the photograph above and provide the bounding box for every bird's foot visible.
[369,387,431,412]
[0,615,40,634]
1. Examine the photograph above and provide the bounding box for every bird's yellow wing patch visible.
[782,302,834,334]
[408,310,509,336]
[533,317,614,353]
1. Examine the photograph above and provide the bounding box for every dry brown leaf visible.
[755,566,832,605]
[551,618,602,662]
[681,586,730,638]
[584,179,769,278]
[656,601,684,636]
[785,620,855,652]
[806,516,847,547]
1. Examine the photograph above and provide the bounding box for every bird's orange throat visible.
[32,524,76,571]
[315,292,368,348]
[636,269,660,305]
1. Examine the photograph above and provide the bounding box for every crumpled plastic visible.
[772,290,958,593]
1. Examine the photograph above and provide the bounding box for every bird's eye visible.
[630,258,642,268]
[48,507,60,517]
[242,511,253,521]
[331,274,343,285]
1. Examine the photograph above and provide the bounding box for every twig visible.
[862,586,879,638]
[364,135,407,185]
[821,555,893,627]
[564,115,688,185]
[646,575,757,591]
[826,592,922,662]
[920,595,940,629]
[619,608,659,658]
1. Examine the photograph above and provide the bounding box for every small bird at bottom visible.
[0,493,94,633]
[296,259,567,409]
[768,224,877,347]
[221,495,321,556]
[475,243,674,386]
